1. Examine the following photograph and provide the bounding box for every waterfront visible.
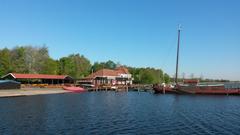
[0,91,240,134]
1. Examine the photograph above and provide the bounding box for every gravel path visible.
[0,88,70,98]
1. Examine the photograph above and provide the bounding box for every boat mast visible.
[175,25,181,85]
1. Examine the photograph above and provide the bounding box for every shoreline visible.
[0,88,70,98]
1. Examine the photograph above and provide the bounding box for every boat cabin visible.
[183,79,199,86]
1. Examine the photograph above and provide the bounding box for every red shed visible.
[1,73,73,84]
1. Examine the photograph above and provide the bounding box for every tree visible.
[34,46,50,73]
[164,73,170,84]
[40,58,58,74]
[139,69,154,84]
[1,45,173,84]
[0,48,12,76]
[92,62,103,72]
[0,45,59,75]
[23,46,50,73]
[92,60,117,72]
[11,46,28,73]
[59,54,91,78]
[128,67,168,84]
[105,60,117,69]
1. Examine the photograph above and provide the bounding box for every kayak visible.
[62,86,86,93]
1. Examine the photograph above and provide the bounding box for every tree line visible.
[0,46,171,84]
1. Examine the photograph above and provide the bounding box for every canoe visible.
[62,86,86,93]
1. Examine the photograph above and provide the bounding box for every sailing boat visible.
[153,26,181,94]
[154,26,240,95]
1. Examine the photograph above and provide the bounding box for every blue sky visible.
[0,0,240,80]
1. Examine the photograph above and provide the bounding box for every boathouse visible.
[79,66,133,86]
[1,73,73,85]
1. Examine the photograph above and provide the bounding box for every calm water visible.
[0,91,240,135]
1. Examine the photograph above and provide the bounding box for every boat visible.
[62,86,86,93]
[153,84,177,94]
[176,80,240,95]
[154,25,240,95]
[154,25,182,94]
[0,80,21,90]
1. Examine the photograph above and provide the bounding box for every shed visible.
[1,73,73,84]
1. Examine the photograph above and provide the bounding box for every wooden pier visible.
[85,84,153,92]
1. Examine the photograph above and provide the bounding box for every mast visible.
[175,25,181,85]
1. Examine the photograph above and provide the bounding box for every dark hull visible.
[153,86,178,94]
[176,86,240,95]
[0,80,21,90]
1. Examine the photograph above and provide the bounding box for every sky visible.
[0,0,240,80]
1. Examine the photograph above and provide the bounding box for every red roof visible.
[85,67,130,79]
[115,66,129,74]
[6,73,70,79]
[86,69,118,79]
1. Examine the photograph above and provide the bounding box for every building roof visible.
[2,73,71,80]
[85,67,130,79]
[115,66,129,74]
[86,69,118,79]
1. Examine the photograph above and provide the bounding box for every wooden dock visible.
[86,84,153,92]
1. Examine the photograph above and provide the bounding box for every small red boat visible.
[62,86,86,93]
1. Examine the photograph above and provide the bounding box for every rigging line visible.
[160,35,178,71]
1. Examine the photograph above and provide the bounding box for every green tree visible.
[105,60,117,69]
[0,48,12,76]
[40,58,58,74]
[164,73,170,84]
[11,46,27,73]
[59,54,91,78]
[92,60,117,72]
[139,69,154,84]
[128,67,170,84]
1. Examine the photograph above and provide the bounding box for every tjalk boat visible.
[154,26,240,95]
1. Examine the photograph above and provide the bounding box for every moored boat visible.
[176,81,240,95]
[154,26,240,95]
[153,84,177,94]
[62,86,86,93]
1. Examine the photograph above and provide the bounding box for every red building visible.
[1,73,73,85]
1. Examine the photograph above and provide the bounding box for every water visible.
[0,91,240,135]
